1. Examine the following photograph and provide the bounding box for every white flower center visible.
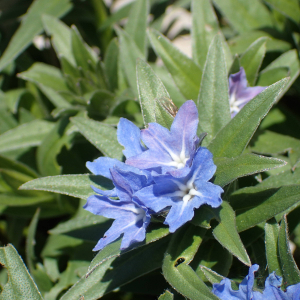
[165,147,189,169]
[166,178,202,203]
[131,205,146,222]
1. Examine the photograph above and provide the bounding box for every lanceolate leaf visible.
[265,219,282,276]
[125,0,149,56]
[0,244,43,300]
[60,228,170,299]
[19,174,114,200]
[208,78,288,158]
[162,225,218,300]
[240,37,268,86]
[214,154,286,187]
[136,59,174,128]
[148,28,202,100]
[159,290,174,300]
[71,116,123,160]
[212,202,251,266]
[0,0,72,71]
[197,35,231,144]
[230,185,300,232]
[0,120,55,153]
[278,216,300,286]
[212,0,273,34]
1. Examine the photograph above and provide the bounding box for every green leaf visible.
[259,50,300,100]
[0,244,43,300]
[60,229,170,299]
[228,31,291,55]
[230,185,300,232]
[208,78,288,158]
[257,67,289,86]
[42,15,76,66]
[0,120,55,153]
[19,174,113,200]
[214,154,286,187]
[71,26,98,70]
[4,89,30,114]
[198,266,226,285]
[193,239,232,282]
[264,0,300,23]
[191,0,219,68]
[240,37,268,86]
[265,219,282,276]
[104,38,119,92]
[0,0,72,72]
[191,0,232,70]
[125,0,149,55]
[212,202,251,266]
[37,119,75,176]
[71,116,123,160]
[117,27,145,96]
[0,108,18,134]
[0,193,54,206]
[197,35,231,144]
[162,225,218,300]
[212,0,273,34]
[159,290,174,300]
[18,63,69,92]
[148,28,202,100]
[136,59,174,128]
[26,208,40,274]
[0,154,38,178]
[278,215,300,285]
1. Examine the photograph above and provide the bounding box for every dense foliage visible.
[1,0,300,299]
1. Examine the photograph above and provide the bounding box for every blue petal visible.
[229,67,248,97]
[86,157,125,179]
[189,147,217,182]
[286,282,300,300]
[212,264,259,300]
[192,181,223,208]
[126,101,198,174]
[84,194,139,218]
[117,118,145,158]
[134,182,177,213]
[91,185,118,197]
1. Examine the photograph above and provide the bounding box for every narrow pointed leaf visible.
[159,290,174,300]
[60,230,170,300]
[42,14,76,66]
[197,35,230,144]
[265,219,282,276]
[208,78,288,158]
[137,59,174,128]
[0,0,72,71]
[0,120,55,153]
[0,244,43,300]
[214,154,286,187]
[71,116,123,160]
[212,0,273,34]
[19,174,114,200]
[278,215,300,286]
[104,38,119,92]
[148,28,202,100]
[125,0,149,55]
[230,185,300,232]
[264,0,300,23]
[240,37,268,86]
[162,225,218,300]
[191,0,232,70]
[212,202,251,266]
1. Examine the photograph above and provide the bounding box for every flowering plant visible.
[1,0,300,299]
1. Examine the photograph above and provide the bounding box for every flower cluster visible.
[212,264,300,300]
[229,67,266,117]
[84,100,223,251]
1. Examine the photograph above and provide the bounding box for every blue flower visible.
[229,67,266,117]
[84,162,153,251]
[212,264,300,300]
[134,147,223,232]
[122,100,199,177]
